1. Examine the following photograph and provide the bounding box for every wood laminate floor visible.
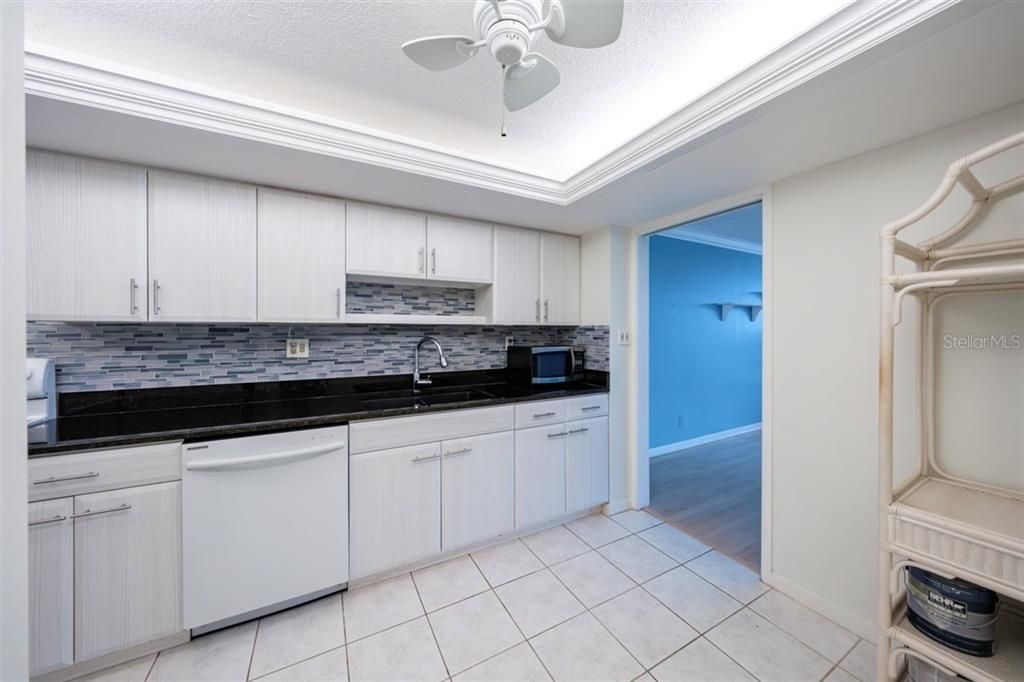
[649,430,761,571]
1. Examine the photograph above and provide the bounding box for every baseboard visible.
[648,423,762,458]
[603,498,631,515]
[764,570,877,642]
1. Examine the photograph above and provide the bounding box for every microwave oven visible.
[507,345,585,384]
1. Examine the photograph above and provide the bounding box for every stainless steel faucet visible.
[413,336,449,389]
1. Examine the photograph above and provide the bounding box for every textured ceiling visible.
[24,0,846,179]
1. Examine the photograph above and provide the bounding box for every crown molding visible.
[24,0,960,207]
[655,229,762,255]
[560,0,962,203]
[24,43,566,204]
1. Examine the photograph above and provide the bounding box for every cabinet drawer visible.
[28,442,182,502]
[514,399,567,429]
[350,405,514,454]
[567,394,608,421]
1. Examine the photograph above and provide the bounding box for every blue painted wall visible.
[649,231,762,448]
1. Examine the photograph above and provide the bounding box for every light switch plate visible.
[286,338,310,358]
[616,329,631,345]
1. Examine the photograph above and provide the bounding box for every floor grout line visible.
[411,568,452,680]
[244,617,261,682]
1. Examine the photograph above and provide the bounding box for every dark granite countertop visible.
[29,369,609,457]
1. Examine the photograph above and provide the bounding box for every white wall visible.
[0,1,28,679]
[580,227,636,513]
[769,101,1023,638]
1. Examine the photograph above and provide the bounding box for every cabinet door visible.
[426,215,493,284]
[515,425,567,529]
[441,431,514,551]
[565,417,609,513]
[350,443,441,578]
[491,226,541,324]
[258,188,346,322]
[346,202,426,279]
[27,152,147,321]
[75,482,182,661]
[148,171,257,322]
[540,233,580,325]
[28,499,73,676]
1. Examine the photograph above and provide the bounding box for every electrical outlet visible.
[505,336,515,350]
[286,338,310,359]
[616,329,631,345]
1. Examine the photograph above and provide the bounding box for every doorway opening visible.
[646,201,763,571]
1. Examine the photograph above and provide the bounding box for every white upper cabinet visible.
[346,202,427,279]
[540,232,581,325]
[148,171,257,322]
[490,226,541,324]
[258,189,346,323]
[426,215,493,284]
[27,152,148,322]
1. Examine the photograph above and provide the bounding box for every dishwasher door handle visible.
[186,442,345,472]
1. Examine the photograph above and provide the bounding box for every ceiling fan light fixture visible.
[487,19,531,65]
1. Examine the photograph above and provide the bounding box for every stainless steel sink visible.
[360,389,493,411]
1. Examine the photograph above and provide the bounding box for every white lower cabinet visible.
[28,498,74,676]
[349,443,442,578]
[441,431,514,551]
[566,416,610,513]
[515,424,568,529]
[74,481,183,661]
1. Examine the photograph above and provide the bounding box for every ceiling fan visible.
[402,0,624,113]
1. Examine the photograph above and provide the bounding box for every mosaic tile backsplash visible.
[27,322,611,392]
[346,282,476,316]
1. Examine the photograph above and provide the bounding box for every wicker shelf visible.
[890,606,1024,682]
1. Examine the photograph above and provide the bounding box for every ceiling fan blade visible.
[504,53,560,111]
[543,0,624,48]
[402,36,479,71]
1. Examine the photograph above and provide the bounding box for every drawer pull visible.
[568,427,590,435]
[547,432,568,439]
[534,411,557,418]
[29,514,67,527]
[444,448,473,458]
[411,454,441,464]
[71,503,132,520]
[581,405,602,411]
[33,471,100,485]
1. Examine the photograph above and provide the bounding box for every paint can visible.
[905,567,999,657]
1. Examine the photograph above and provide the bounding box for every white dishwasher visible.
[182,425,349,631]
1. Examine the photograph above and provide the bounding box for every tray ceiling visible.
[25,0,847,180]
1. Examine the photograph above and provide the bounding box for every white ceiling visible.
[24,0,847,180]
[660,202,762,248]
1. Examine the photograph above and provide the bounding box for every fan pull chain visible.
[500,65,508,138]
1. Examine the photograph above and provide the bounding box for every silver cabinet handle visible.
[431,248,437,275]
[153,279,161,315]
[568,427,589,435]
[336,287,342,319]
[535,299,540,322]
[29,514,67,527]
[581,405,601,412]
[418,247,425,274]
[33,471,100,485]
[547,432,568,439]
[71,503,132,520]
[411,453,441,464]
[444,447,473,458]
[544,299,549,322]
[534,411,557,418]
[130,278,139,315]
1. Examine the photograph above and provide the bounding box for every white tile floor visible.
[77,511,875,682]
